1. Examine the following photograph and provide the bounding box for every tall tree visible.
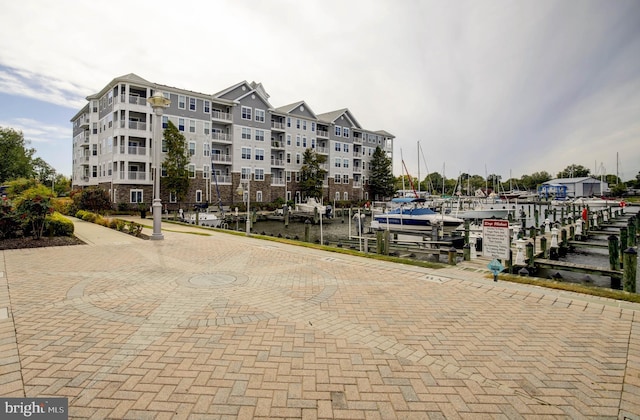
[557,164,590,179]
[299,148,327,199]
[0,127,35,183]
[163,121,190,203]
[369,146,395,200]
[32,157,56,186]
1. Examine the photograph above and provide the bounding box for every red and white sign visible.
[482,220,511,260]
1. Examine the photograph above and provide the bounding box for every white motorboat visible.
[372,198,464,231]
[294,197,326,215]
[186,211,223,228]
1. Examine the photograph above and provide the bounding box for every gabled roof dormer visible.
[316,108,362,130]
[213,80,273,109]
[274,101,318,120]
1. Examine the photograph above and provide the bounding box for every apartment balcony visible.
[271,121,285,131]
[271,177,285,185]
[211,154,232,164]
[119,171,147,181]
[211,110,233,123]
[213,175,231,184]
[271,158,284,167]
[78,115,90,128]
[120,94,148,106]
[120,120,148,131]
[316,146,328,154]
[316,129,329,138]
[353,136,363,144]
[353,166,362,174]
[353,181,362,188]
[211,132,232,143]
[271,140,285,149]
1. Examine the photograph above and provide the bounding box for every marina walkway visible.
[1,217,639,419]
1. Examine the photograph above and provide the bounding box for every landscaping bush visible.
[45,212,74,237]
[72,186,112,214]
[52,197,74,216]
[14,185,54,239]
[0,202,21,239]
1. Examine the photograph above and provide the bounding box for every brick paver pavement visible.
[1,218,639,419]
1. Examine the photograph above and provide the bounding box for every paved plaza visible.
[1,218,639,419]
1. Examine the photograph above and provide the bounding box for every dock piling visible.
[623,248,637,293]
[608,235,620,271]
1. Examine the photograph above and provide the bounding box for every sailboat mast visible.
[417,141,421,194]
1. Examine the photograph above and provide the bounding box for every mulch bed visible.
[0,236,85,250]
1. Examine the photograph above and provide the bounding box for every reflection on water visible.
[250,217,366,243]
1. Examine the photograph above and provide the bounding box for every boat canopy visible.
[391,198,427,204]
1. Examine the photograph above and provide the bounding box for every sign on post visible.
[482,220,510,260]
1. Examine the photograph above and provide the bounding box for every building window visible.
[255,130,265,141]
[189,142,196,156]
[344,143,349,153]
[178,95,186,109]
[343,159,349,168]
[178,118,185,131]
[255,109,265,122]
[343,127,350,138]
[343,174,349,183]
[256,191,263,202]
[195,190,202,203]
[335,142,341,152]
[162,115,168,129]
[296,119,300,129]
[286,153,291,163]
[92,144,97,156]
[204,100,210,113]
[169,191,177,203]
[162,139,167,153]
[130,189,143,203]
[335,158,341,168]
[303,120,307,130]
[311,122,315,132]
[255,148,264,161]
[241,147,251,159]
[311,138,316,149]
[203,143,210,157]
[296,153,300,164]
[296,135,300,147]
[188,164,196,178]
[189,97,196,111]
[335,126,341,136]
[161,164,167,177]
[241,106,252,120]
[255,168,264,181]
[203,165,209,179]
[241,167,251,180]
[302,137,307,148]
[242,127,251,140]
[204,121,210,135]
[286,134,291,146]
[286,171,292,182]
[343,192,348,200]
[189,119,196,133]
[287,117,291,127]
[92,166,97,177]
[334,175,341,184]
[295,172,300,182]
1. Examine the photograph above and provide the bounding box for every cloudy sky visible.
[1,0,639,183]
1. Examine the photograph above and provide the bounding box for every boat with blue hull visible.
[373,198,464,231]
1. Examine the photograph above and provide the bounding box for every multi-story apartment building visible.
[71,73,394,209]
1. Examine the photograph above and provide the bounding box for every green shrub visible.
[81,212,97,223]
[52,197,74,215]
[75,210,87,219]
[115,220,126,231]
[14,186,54,239]
[0,202,21,239]
[45,212,74,237]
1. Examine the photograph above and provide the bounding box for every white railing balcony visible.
[214,175,231,184]
[128,146,147,155]
[316,146,328,154]
[353,137,363,144]
[271,121,285,130]
[211,110,232,122]
[211,154,232,163]
[127,171,147,180]
[128,95,148,106]
[271,177,284,185]
[271,158,284,166]
[271,140,284,148]
[353,151,362,158]
[353,181,362,188]
[120,120,147,131]
[317,129,329,138]
[353,166,362,173]
[83,155,90,162]
[211,132,232,142]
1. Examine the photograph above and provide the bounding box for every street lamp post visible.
[147,91,171,240]
[236,173,251,236]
